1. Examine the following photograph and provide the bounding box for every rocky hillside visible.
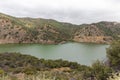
[0,13,74,44]
[0,13,120,44]
[73,21,120,44]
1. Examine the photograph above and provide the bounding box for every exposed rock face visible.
[73,25,113,44]
[0,16,67,44]
[73,36,112,44]
[0,20,57,44]
[74,25,104,36]
[0,17,27,44]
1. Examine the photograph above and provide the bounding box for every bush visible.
[92,60,113,80]
[107,41,120,70]
[0,69,4,75]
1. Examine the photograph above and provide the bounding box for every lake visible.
[0,42,109,65]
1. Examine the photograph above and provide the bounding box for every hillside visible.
[0,52,112,80]
[0,13,120,44]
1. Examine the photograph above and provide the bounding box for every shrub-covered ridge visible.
[0,13,120,44]
[0,52,113,80]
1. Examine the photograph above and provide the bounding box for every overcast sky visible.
[0,0,120,24]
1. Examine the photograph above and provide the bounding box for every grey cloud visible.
[0,0,120,24]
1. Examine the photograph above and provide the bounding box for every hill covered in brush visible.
[0,52,112,80]
[0,12,120,44]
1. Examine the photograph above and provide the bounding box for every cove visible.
[0,42,109,65]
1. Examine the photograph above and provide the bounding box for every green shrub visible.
[107,41,120,69]
[92,60,113,80]
[0,69,4,74]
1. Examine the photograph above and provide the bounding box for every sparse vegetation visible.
[0,52,114,80]
[0,13,120,44]
[106,41,120,70]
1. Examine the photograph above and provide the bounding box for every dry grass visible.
[0,72,56,80]
[107,72,120,80]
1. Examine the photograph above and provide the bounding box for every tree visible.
[92,60,112,80]
[107,41,120,70]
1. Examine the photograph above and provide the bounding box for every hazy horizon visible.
[0,0,120,24]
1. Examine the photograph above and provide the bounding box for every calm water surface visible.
[0,43,109,65]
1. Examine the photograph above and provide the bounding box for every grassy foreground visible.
[0,71,56,80]
[0,52,112,80]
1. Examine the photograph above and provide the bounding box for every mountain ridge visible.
[0,12,120,44]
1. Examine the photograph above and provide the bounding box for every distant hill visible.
[0,12,120,44]
[73,21,120,44]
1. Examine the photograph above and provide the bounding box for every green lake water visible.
[0,43,109,65]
